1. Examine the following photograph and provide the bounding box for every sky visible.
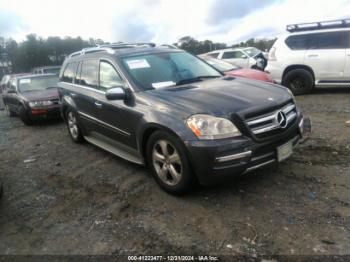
[0,0,349,45]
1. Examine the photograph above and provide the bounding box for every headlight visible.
[29,100,53,107]
[186,114,241,140]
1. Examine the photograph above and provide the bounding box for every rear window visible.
[285,31,349,50]
[18,76,59,92]
[80,60,98,88]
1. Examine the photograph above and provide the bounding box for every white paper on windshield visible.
[126,59,150,69]
[207,61,215,65]
[152,81,176,89]
[20,79,31,84]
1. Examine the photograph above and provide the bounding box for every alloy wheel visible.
[67,112,79,140]
[152,139,182,186]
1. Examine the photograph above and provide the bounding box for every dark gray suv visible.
[58,43,309,194]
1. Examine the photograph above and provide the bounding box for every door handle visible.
[94,101,103,108]
[308,54,318,57]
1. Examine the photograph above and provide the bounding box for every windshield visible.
[121,52,221,90]
[243,47,260,57]
[43,68,60,75]
[201,57,240,72]
[18,75,59,92]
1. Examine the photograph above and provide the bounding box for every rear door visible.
[304,31,347,82]
[74,59,104,134]
[221,50,249,68]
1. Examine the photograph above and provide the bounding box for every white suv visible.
[205,47,267,69]
[266,19,350,95]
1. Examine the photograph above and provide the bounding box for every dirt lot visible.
[0,88,350,257]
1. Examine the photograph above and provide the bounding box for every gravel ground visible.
[0,88,349,257]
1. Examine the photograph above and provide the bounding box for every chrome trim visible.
[251,152,275,162]
[78,111,131,137]
[64,82,106,94]
[244,159,276,173]
[246,103,297,135]
[215,151,252,163]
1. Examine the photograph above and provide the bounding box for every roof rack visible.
[68,42,156,58]
[286,18,350,32]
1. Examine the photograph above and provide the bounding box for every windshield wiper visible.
[46,86,57,89]
[176,75,220,86]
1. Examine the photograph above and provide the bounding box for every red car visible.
[199,55,275,83]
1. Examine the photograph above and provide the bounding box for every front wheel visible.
[19,106,32,125]
[146,131,195,195]
[66,110,84,143]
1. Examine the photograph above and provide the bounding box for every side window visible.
[61,62,77,83]
[222,51,244,59]
[99,61,123,90]
[207,52,219,58]
[80,60,98,88]
[310,32,348,49]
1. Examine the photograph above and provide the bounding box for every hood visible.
[142,77,292,119]
[20,88,59,102]
[225,69,274,83]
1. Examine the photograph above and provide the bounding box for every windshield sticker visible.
[20,79,31,84]
[152,81,176,89]
[126,59,150,70]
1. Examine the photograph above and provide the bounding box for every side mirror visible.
[7,89,16,94]
[105,87,126,100]
[241,55,248,59]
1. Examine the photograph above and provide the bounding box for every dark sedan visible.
[2,74,61,125]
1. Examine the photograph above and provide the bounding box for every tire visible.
[19,106,32,125]
[282,69,314,95]
[66,110,84,143]
[4,104,15,117]
[146,130,195,195]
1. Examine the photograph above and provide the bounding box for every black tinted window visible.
[310,31,348,49]
[61,62,77,83]
[285,35,312,50]
[80,60,98,88]
[286,31,349,50]
[99,61,123,90]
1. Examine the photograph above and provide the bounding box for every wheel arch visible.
[282,64,315,84]
[140,123,188,165]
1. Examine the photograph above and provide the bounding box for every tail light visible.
[268,47,277,61]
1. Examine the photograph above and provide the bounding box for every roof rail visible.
[287,19,350,32]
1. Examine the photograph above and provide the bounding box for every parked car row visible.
[1,43,311,195]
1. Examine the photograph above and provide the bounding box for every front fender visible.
[60,94,77,120]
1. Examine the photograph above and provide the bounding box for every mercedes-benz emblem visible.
[277,111,288,128]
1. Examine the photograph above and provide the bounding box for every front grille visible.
[246,103,297,139]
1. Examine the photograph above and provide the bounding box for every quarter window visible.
[310,32,348,49]
[61,62,77,83]
[80,60,98,88]
[99,61,123,90]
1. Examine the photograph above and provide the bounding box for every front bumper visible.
[185,116,311,185]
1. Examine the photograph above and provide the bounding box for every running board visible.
[84,135,144,165]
